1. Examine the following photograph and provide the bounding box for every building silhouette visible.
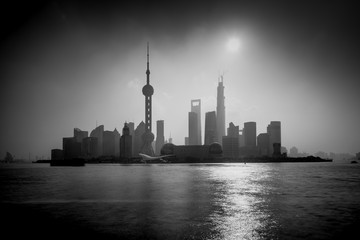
[103,130,115,157]
[155,120,165,155]
[82,137,98,158]
[63,137,81,160]
[188,99,201,145]
[134,121,145,156]
[74,128,88,143]
[114,128,120,157]
[161,143,222,162]
[267,121,281,156]
[74,128,88,156]
[51,149,63,160]
[239,122,258,156]
[239,130,244,148]
[257,133,270,156]
[120,122,132,161]
[244,122,256,147]
[127,122,135,156]
[204,111,217,145]
[140,43,155,156]
[216,75,225,144]
[222,122,239,158]
[90,125,104,157]
[188,112,198,145]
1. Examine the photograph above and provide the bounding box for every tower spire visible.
[146,42,150,85]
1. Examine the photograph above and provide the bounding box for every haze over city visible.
[1,0,359,159]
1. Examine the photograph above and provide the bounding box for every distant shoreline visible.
[28,155,333,165]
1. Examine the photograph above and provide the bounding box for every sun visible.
[226,37,240,52]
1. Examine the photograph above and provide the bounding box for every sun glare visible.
[226,37,240,52]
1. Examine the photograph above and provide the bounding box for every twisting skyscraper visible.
[140,43,155,156]
[216,75,225,144]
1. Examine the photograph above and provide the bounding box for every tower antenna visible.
[146,42,150,85]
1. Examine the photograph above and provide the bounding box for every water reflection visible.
[2,163,360,239]
[206,164,281,240]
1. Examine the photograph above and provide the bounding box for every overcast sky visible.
[1,0,359,159]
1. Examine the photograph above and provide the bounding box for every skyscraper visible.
[74,128,88,143]
[120,122,132,161]
[74,128,88,157]
[222,122,239,158]
[82,137,98,158]
[134,121,145,156]
[267,121,281,156]
[90,125,104,157]
[188,99,201,145]
[113,128,120,157]
[127,122,135,156]
[257,133,269,156]
[155,120,165,155]
[239,122,258,157]
[216,75,225,144]
[140,43,155,156]
[244,122,256,147]
[103,130,115,157]
[204,111,217,145]
[188,112,198,145]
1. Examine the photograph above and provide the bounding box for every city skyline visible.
[1,1,360,159]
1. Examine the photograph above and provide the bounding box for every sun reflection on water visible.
[206,164,280,240]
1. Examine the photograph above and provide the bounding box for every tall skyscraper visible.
[74,128,88,157]
[127,122,135,156]
[267,121,281,156]
[204,111,217,145]
[134,121,145,156]
[188,99,201,145]
[103,130,115,157]
[222,122,239,158]
[120,122,132,161]
[257,133,269,156]
[90,125,104,157]
[216,75,225,144]
[113,128,120,157]
[140,43,155,156]
[155,120,165,155]
[244,122,256,147]
[188,112,198,145]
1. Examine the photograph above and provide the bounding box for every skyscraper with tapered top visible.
[216,75,225,144]
[140,43,155,156]
[188,99,201,145]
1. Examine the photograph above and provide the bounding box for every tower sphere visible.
[142,84,154,96]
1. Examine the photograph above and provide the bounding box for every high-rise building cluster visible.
[52,44,285,163]
[185,74,283,158]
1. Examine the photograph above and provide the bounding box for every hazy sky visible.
[1,0,359,159]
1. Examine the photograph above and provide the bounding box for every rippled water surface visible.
[1,163,360,239]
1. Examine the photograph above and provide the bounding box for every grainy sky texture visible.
[1,0,359,159]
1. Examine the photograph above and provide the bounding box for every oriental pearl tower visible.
[140,43,155,156]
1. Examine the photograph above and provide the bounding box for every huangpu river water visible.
[1,163,360,239]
